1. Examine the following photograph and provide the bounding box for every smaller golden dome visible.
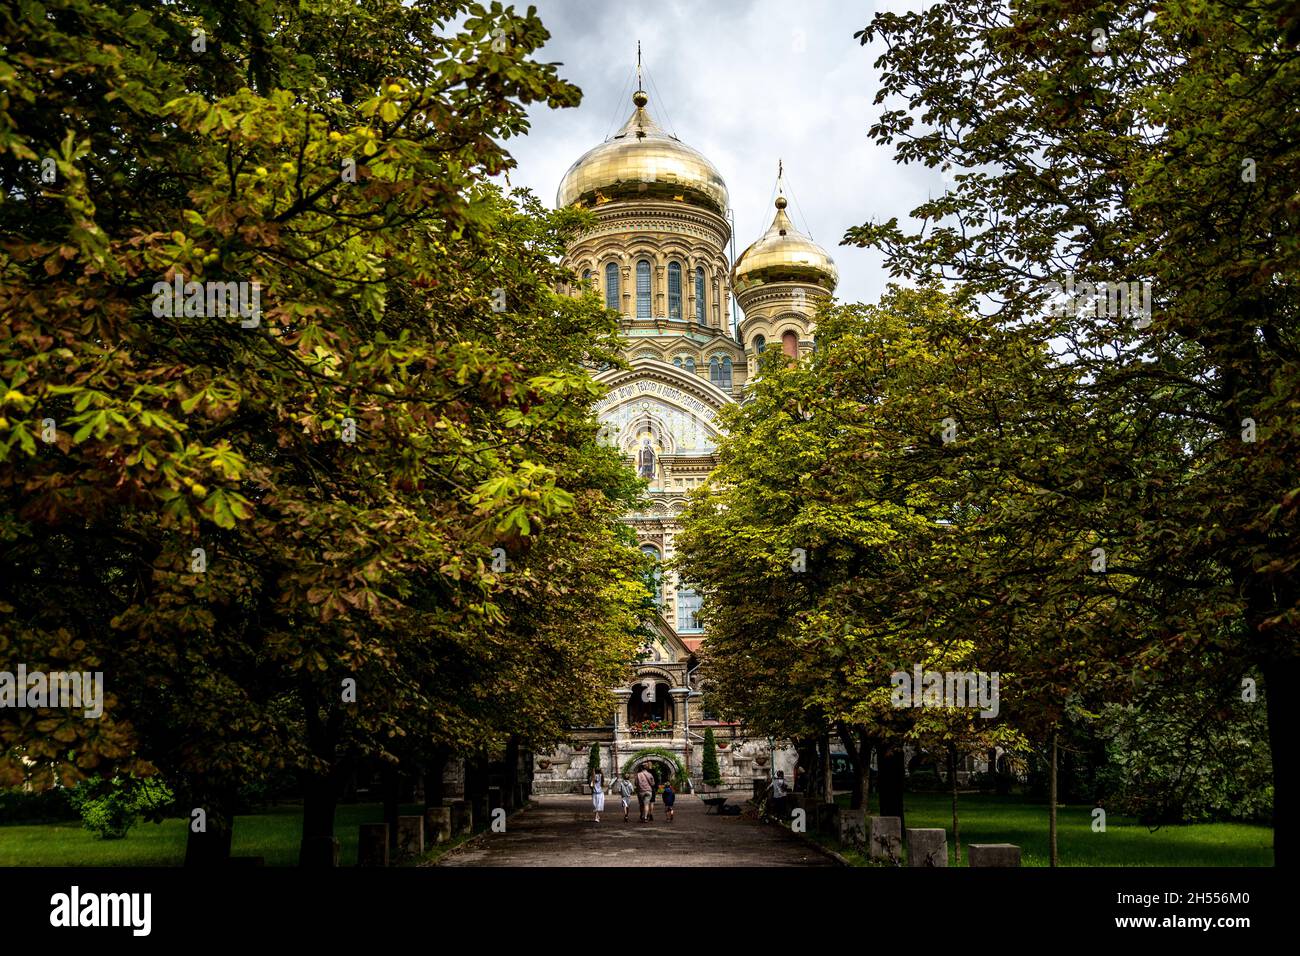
[731,196,838,293]
[555,90,729,216]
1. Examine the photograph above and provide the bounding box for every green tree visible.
[0,0,643,866]
[848,0,1299,865]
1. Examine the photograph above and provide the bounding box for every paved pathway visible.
[436,793,835,867]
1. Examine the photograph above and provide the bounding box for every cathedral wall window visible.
[695,267,706,325]
[676,586,703,633]
[605,262,620,311]
[668,261,683,319]
[636,259,652,318]
[641,545,662,606]
[752,334,766,354]
[709,355,733,391]
[782,329,799,357]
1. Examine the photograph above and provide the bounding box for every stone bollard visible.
[424,807,452,845]
[358,823,389,866]
[449,799,470,837]
[301,835,340,868]
[869,816,902,863]
[396,815,425,857]
[833,808,866,849]
[906,828,948,867]
[968,843,1021,867]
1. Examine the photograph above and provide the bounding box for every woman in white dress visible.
[591,769,605,823]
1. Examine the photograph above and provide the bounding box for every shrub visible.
[0,787,77,824]
[69,776,175,840]
[906,769,943,792]
[701,728,721,786]
[586,742,603,781]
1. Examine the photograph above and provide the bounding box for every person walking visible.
[647,773,657,822]
[767,769,789,821]
[662,780,676,822]
[616,774,634,822]
[591,768,605,824]
[634,765,655,823]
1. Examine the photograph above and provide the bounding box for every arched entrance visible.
[622,748,685,787]
[627,679,672,724]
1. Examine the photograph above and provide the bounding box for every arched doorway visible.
[622,748,684,786]
[627,679,672,724]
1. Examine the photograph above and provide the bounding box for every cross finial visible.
[636,42,643,92]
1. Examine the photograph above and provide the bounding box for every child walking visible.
[662,780,676,822]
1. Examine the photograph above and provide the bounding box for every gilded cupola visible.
[555,88,730,218]
[731,194,838,295]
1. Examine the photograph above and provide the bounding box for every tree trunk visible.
[1262,658,1294,867]
[1049,730,1059,868]
[183,784,235,866]
[878,741,906,829]
[948,744,961,865]
[503,735,520,812]
[297,679,344,867]
[299,771,340,867]
[836,723,873,812]
[381,763,400,850]
[819,730,834,802]
[424,746,449,810]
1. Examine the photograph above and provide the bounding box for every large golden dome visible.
[556,90,729,217]
[731,196,838,293]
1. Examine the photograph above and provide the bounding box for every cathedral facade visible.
[531,84,838,792]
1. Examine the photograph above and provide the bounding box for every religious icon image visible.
[636,437,656,479]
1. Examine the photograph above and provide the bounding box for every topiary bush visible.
[69,775,175,840]
[586,742,603,782]
[701,728,722,786]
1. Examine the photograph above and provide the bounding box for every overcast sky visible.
[498,0,941,309]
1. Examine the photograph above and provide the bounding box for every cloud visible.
[501,0,942,309]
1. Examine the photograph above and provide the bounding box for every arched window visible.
[641,545,662,606]
[667,261,682,319]
[605,263,620,310]
[709,356,734,390]
[676,586,703,633]
[636,260,652,318]
[582,269,592,286]
[753,334,766,354]
[675,356,695,373]
[783,330,799,357]
[695,267,706,324]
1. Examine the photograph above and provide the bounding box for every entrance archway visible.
[628,680,672,724]
[622,748,685,787]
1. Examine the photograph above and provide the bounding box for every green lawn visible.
[826,792,1273,866]
[0,802,449,867]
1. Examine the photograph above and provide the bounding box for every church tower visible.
[731,168,838,375]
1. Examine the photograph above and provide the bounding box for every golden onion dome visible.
[555,90,729,217]
[732,195,838,294]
